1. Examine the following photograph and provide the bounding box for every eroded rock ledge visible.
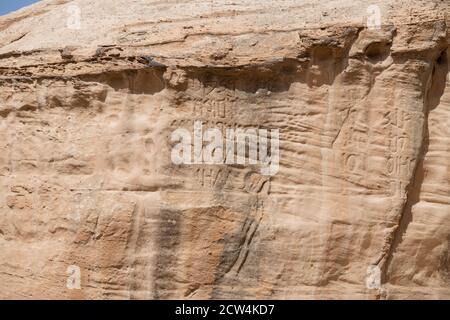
[0,0,449,299]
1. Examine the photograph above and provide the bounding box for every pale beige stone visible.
[0,0,449,299]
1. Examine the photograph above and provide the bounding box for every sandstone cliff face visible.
[0,0,449,299]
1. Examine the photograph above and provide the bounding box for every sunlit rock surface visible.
[0,0,449,299]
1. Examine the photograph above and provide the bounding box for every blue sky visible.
[0,0,40,16]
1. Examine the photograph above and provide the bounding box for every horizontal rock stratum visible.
[0,0,449,299]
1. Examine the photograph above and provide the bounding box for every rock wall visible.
[0,0,449,299]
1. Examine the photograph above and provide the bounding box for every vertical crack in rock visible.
[124,202,143,299]
[152,208,181,299]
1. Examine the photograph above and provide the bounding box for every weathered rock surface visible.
[0,0,449,299]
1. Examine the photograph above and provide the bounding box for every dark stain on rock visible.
[153,208,181,299]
